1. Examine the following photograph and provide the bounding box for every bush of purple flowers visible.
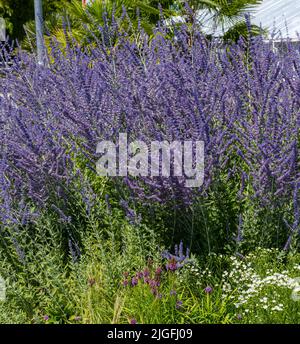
[0,13,299,253]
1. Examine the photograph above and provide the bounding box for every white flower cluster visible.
[221,252,299,315]
[174,249,300,320]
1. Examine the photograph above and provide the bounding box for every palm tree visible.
[184,0,264,41]
[23,0,264,51]
[23,0,179,49]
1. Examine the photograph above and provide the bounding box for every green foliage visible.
[0,0,34,40]
[2,219,300,325]
[22,0,178,50]
[0,0,72,41]
[18,0,265,50]
[184,0,264,41]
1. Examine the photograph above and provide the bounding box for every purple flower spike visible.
[174,244,179,256]
[166,258,178,271]
[176,300,183,309]
[179,241,184,257]
[136,271,143,279]
[131,277,138,287]
[149,279,156,288]
[143,268,150,277]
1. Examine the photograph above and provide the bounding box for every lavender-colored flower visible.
[143,268,150,277]
[179,241,184,258]
[122,279,129,287]
[174,244,179,256]
[204,286,213,294]
[130,318,137,324]
[176,300,183,309]
[170,290,177,296]
[131,277,138,287]
[43,315,49,321]
[166,261,177,272]
[120,199,140,225]
[136,271,143,279]
[149,279,156,288]
[236,214,243,243]
[163,242,190,270]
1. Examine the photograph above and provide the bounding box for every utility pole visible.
[0,17,6,42]
[34,0,45,65]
